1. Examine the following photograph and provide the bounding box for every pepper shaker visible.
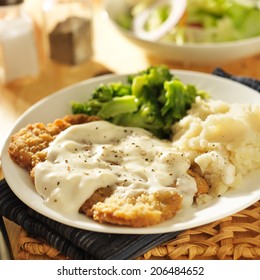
[0,0,39,84]
[42,0,93,66]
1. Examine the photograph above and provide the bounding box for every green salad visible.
[71,65,208,139]
[118,0,260,43]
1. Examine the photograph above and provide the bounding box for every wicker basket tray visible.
[17,201,260,260]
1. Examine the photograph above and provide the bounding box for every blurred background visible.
[0,0,259,260]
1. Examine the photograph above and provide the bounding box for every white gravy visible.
[34,121,197,214]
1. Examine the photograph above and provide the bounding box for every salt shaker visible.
[0,0,39,84]
[42,0,93,66]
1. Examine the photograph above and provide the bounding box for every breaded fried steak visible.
[8,115,209,227]
[79,187,183,227]
[8,114,101,171]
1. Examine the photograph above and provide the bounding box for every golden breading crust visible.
[187,169,209,196]
[8,115,209,227]
[81,188,182,227]
[79,172,208,227]
[8,114,100,171]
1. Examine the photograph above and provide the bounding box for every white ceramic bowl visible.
[103,0,260,64]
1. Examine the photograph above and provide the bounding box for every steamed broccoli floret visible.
[161,80,208,134]
[71,65,209,138]
[72,82,135,117]
[112,99,166,138]
[129,65,173,92]
[93,82,132,100]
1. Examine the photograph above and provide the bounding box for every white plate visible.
[2,70,260,234]
[103,0,260,64]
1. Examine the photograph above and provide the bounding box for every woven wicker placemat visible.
[17,201,260,260]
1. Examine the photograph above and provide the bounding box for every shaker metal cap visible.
[0,0,24,5]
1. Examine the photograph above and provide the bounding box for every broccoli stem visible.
[97,96,138,119]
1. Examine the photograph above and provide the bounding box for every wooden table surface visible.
[0,0,259,260]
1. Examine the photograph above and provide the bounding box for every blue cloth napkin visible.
[212,68,260,92]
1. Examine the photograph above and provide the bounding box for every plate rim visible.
[2,69,260,234]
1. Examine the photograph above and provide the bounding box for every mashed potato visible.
[171,98,260,204]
